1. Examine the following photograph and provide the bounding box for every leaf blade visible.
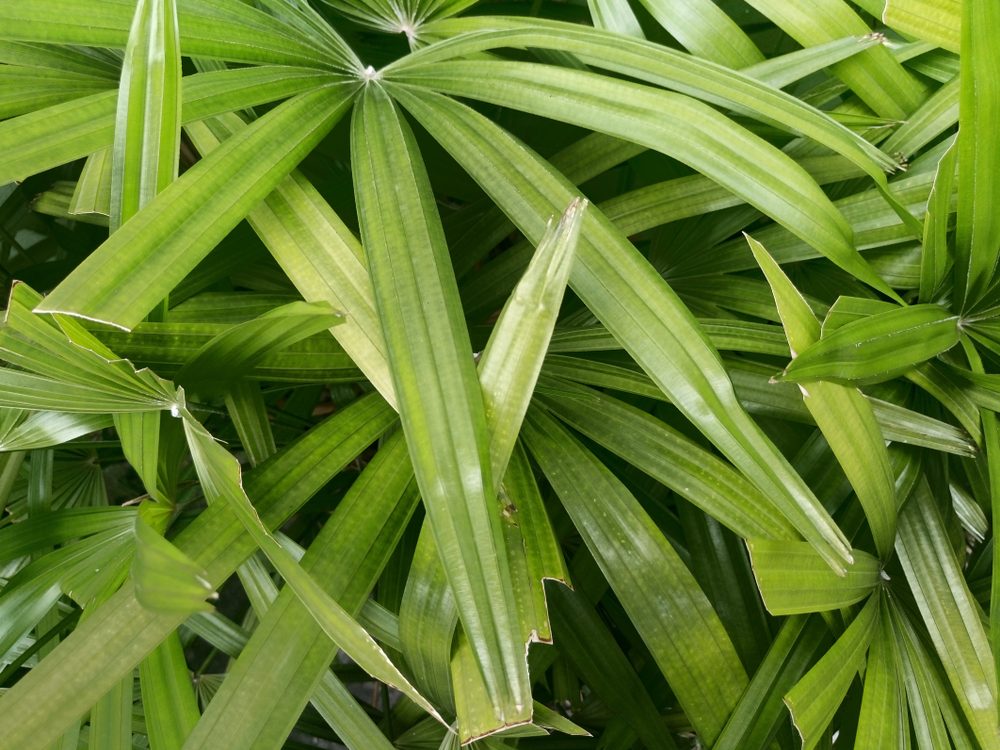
[351,84,530,729]
[36,85,355,329]
[110,0,182,231]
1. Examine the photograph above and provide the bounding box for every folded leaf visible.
[132,514,215,615]
[953,0,1000,308]
[110,0,181,231]
[748,540,881,615]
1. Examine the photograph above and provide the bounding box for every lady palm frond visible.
[0,1,995,749]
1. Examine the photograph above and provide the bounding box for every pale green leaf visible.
[138,633,200,750]
[743,0,925,118]
[88,675,133,750]
[884,0,960,52]
[587,0,644,38]
[113,410,164,504]
[855,598,909,750]
[748,540,881,615]
[896,481,1000,749]
[400,524,459,713]
[132,514,216,615]
[478,197,584,481]
[70,147,113,217]
[636,0,762,66]
[0,412,111,451]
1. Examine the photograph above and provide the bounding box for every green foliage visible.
[0,1,996,748]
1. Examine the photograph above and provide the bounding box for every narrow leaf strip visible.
[114,411,164,502]
[919,138,956,302]
[855,598,908,750]
[713,615,828,750]
[953,0,1000,309]
[179,409,443,724]
[70,147,113,217]
[138,633,201,749]
[399,524,459,713]
[749,235,896,556]
[477,197,584,480]
[636,0,762,66]
[110,0,181,231]
[886,599,952,749]
[499,441,569,644]
[784,595,880,750]
[524,406,747,744]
